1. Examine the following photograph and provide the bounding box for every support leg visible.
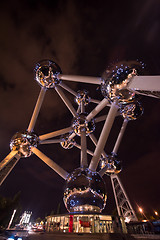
[27,87,46,132]
[89,102,119,171]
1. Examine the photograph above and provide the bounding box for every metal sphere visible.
[35,59,62,88]
[10,131,39,158]
[75,90,90,106]
[63,168,107,213]
[101,61,143,104]
[60,134,75,149]
[121,101,144,120]
[99,155,122,176]
[72,113,95,136]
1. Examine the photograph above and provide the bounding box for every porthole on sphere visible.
[35,59,62,88]
[10,131,39,158]
[63,168,107,213]
[101,61,144,104]
[121,101,144,120]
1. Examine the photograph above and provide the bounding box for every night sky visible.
[0,0,160,220]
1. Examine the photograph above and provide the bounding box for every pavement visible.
[27,233,160,240]
[1,232,160,240]
[132,235,160,239]
[27,232,135,240]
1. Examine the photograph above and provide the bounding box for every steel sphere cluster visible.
[7,59,145,214]
[60,134,75,149]
[63,168,107,213]
[35,60,62,88]
[121,101,144,120]
[72,113,95,136]
[100,155,122,176]
[75,90,90,106]
[101,61,144,105]
[10,131,39,157]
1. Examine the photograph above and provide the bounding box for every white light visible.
[125,217,130,223]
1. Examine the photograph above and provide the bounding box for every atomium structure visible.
[0,59,160,222]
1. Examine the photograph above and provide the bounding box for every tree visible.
[0,192,22,229]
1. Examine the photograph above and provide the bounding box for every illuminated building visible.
[20,211,32,225]
[46,213,127,233]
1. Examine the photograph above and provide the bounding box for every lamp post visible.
[155,211,158,216]
[139,207,147,221]
[154,211,159,220]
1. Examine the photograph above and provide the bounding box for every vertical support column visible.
[80,101,88,168]
[80,129,88,168]
[110,174,138,222]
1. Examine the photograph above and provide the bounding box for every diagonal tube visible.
[89,102,119,171]
[0,156,20,186]
[86,98,109,122]
[68,132,76,140]
[112,119,128,155]
[95,110,121,123]
[39,126,73,141]
[77,105,81,113]
[40,139,61,144]
[27,87,46,132]
[89,133,107,158]
[99,119,128,177]
[0,151,19,171]
[31,147,69,180]
[95,115,107,123]
[74,143,94,156]
[127,75,160,93]
[55,85,77,117]
[58,74,101,84]
[99,165,109,177]
[90,99,101,104]
[59,82,77,96]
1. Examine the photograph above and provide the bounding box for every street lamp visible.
[154,211,159,219]
[138,207,148,221]
[155,211,158,216]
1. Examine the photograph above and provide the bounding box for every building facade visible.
[46,213,127,234]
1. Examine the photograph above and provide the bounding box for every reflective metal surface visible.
[134,90,160,99]
[63,168,107,213]
[101,61,143,104]
[72,113,95,136]
[100,155,122,176]
[75,90,90,105]
[10,131,39,157]
[60,134,75,149]
[35,59,62,88]
[121,102,143,120]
